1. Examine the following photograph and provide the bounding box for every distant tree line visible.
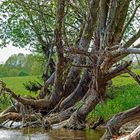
[0,53,43,77]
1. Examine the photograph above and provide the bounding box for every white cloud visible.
[0,45,31,64]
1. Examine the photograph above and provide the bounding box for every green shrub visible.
[18,70,29,76]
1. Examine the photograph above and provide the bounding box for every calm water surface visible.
[0,128,104,140]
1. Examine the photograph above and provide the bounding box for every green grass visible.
[0,69,140,122]
[0,75,42,111]
[88,69,140,121]
[1,75,42,95]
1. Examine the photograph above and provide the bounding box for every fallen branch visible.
[0,112,40,123]
[101,104,140,140]
[0,80,49,109]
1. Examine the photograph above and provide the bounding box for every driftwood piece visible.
[90,117,104,129]
[101,105,140,140]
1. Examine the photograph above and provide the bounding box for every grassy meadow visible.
[1,76,42,95]
[0,69,140,121]
[89,69,140,121]
[0,75,42,111]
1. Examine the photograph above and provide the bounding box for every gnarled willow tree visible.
[0,0,140,139]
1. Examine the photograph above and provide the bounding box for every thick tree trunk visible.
[63,0,100,97]
[44,107,76,127]
[101,105,140,140]
[49,0,65,107]
[59,69,91,111]
[64,88,100,130]
[40,0,100,114]
[1,0,139,134]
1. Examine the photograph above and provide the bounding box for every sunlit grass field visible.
[0,69,140,121]
[0,75,42,111]
[89,69,140,121]
[1,76,42,95]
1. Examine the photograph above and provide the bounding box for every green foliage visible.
[18,70,29,76]
[0,0,55,54]
[0,95,10,111]
[122,1,140,43]
[0,53,43,77]
[30,61,43,76]
[0,0,87,54]
[0,0,139,124]
[0,1,36,48]
[0,0,89,79]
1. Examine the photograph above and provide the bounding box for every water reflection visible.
[48,128,104,140]
[0,127,104,140]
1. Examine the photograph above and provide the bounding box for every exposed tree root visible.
[1,85,49,109]
[0,112,41,123]
[44,107,76,128]
[0,103,20,116]
[113,125,140,140]
[64,111,86,130]
[101,105,140,140]
[59,70,91,110]
[1,0,140,137]
[64,88,100,130]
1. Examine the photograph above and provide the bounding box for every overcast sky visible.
[0,38,140,64]
[0,1,32,64]
[0,45,31,64]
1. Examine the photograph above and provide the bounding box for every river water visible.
[0,127,104,140]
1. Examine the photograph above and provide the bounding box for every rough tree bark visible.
[101,105,140,140]
[0,1,140,138]
[64,87,100,130]
[127,125,140,140]
[63,0,100,97]
[47,0,65,108]
[59,69,92,111]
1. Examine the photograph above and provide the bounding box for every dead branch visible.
[127,125,140,140]
[123,29,140,48]
[125,68,140,85]
[0,112,40,123]
[105,61,132,81]
[112,48,140,57]
[101,104,140,140]
[71,64,93,69]
[0,81,49,109]
[65,48,91,57]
